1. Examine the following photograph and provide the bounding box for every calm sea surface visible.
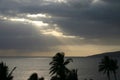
[0,57,120,80]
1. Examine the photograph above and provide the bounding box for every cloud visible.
[46,0,120,41]
[0,0,120,56]
[26,13,52,18]
[0,15,80,54]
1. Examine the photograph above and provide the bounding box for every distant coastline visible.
[87,51,120,57]
[0,51,120,58]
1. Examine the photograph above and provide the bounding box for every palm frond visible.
[64,58,73,65]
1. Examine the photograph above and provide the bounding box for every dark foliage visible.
[28,73,44,80]
[66,69,78,80]
[49,52,78,80]
[0,62,16,80]
[98,56,119,80]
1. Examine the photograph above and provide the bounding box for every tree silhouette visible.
[28,73,38,80]
[66,69,78,80]
[99,56,119,80]
[98,56,111,80]
[0,62,16,80]
[110,59,119,80]
[28,73,44,80]
[49,52,73,80]
[39,77,44,80]
[50,76,60,80]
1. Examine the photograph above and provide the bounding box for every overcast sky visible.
[0,0,120,56]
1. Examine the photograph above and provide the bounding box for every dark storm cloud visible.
[102,0,120,3]
[47,0,120,40]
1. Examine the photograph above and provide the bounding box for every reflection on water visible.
[0,57,120,80]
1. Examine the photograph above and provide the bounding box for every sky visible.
[0,0,120,56]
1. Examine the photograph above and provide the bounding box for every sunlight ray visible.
[41,29,76,38]
[3,17,49,28]
[27,13,51,18]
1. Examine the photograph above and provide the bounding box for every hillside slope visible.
[88,51,120,57]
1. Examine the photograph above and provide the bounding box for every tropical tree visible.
[99,56,119,80]
[28,73,38,80]
[110,59,119,80]
[50,76,60,80]
[28,73,44,80]
[98,56,111,80]
[0,62,16,80]
[49,52,73,80]
[66,69,78,80]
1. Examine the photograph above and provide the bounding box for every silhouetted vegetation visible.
[28,73,44,80]
[84,78,94,80]
[0,62,16,80]
[39,77,44,80]
[0,52,119,80]
[49,52,78,80]
[110,58,119,80]
[66,69,78,80]
[98,56,119,80]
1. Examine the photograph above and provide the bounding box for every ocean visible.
[0,57,120,80]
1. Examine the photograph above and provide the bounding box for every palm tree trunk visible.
[107,71,110,80]
[60,71,65,80]
[108,75,110,80]
[113,72,117,80]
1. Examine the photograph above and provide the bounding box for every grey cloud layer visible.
[0,21,63,52]
[0,0,120,54]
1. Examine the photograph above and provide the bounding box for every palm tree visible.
[66,69,78,80]
[99,56,119,80]
[28,73,39,80]
[0,62,16,80]
[98,56,111,80]
[110,59,119,80]
[50,76,60,80]
[28,73,44,80]
[49,52,73,80]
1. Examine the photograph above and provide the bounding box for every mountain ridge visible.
[88,51,120,57]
